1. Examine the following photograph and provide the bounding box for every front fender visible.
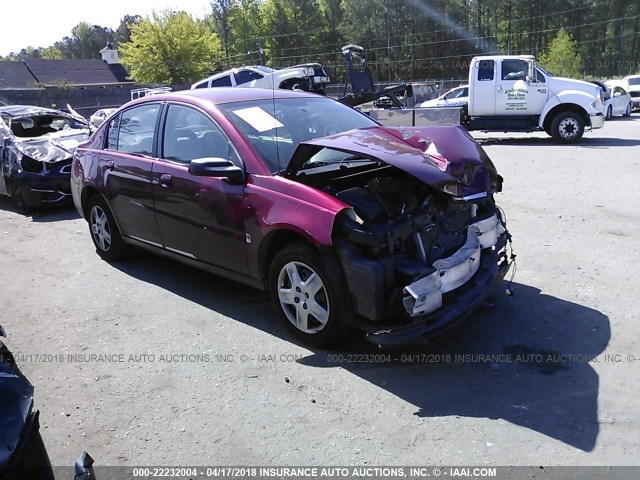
[244,174,349,280]
[539,90,597,128]
[245,175,348,246]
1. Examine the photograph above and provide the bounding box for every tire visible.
[10,183,29,214]
[624,103,632,117]
[268,242,350,348]
[605,105,612,120]
[87,194,129,261]
[550,111,585,143]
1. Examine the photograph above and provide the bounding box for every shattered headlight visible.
[20,154,43,173]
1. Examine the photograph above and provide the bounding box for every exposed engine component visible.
[331,169,507,323]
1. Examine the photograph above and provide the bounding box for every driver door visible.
[496,59,547,115]
[152,103,248,274]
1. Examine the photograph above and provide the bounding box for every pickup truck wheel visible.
[551,112,584,143]
[268,243,349,348]
[624,103,632,117]
[605,105,613,120]
[87,194,129,261]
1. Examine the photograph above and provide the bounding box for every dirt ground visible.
[1,116,639,468]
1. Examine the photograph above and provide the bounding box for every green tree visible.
[114,15,142,45]
[119,10,222,85]
[538,28,583,78]
[54,22,114,59]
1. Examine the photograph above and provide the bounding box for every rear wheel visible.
[87,194,129,261]
[551,111,584,143]
[268,242,349,347]
[624,103,632,117]
[605,105,613,120]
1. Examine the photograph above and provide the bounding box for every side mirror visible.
[188,157,244,183]
[525,74,532,83]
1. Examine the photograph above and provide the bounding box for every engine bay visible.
[323,167,507,323]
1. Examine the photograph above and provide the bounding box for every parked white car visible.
[604,85,633,118]
[191,64,330,93]
[89,108,117,127]
[606,75,640,110]
[419,85,469,108]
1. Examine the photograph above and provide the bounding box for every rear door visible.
[469,59,496,115]
[152,103,248,273]
[101,103,162,246]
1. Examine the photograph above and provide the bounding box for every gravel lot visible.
[1,116,639,468]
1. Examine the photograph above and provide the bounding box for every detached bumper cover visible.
[366,247,511,346]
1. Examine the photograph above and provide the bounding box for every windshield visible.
[10,114,86,138]
[219,97,378,173]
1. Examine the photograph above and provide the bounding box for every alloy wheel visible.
[277,261,330,334]
[90,205,112,252]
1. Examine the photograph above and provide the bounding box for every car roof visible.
[0,105,64,117]
[133,87,322,106]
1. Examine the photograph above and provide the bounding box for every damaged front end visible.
[286,126,514,346]
[0,107,89,210]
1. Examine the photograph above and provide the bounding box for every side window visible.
[210,75,232,87]
[161,104,237,165]
[194,81,209,89]
[106,114,120,150]
[535,69,546,83]
[614,87,625,96]
[477,60,494,81]
[234,70,264,85]
[501,59,529,81]
[111,104,160,156]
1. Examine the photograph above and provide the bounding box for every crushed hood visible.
[286,125,500,197]
[14,129,89,163]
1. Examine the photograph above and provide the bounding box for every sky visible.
[0,0,213,56]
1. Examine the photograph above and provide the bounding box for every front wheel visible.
[605,105,612,120]
[268,243,349,347]
[10,184,29,214]
[87,194,129,261]
[550,111,585,143]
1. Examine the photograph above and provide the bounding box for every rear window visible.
[477,60,494,81]
[210,76,232,87]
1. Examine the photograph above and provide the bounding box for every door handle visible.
[106,160,115,170]
[496,86,503,93]
[159,173,172,187]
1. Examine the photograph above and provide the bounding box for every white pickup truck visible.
[463,55,604,143]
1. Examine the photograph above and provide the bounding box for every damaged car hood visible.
[14,129,89,163]
[286,126,501,197]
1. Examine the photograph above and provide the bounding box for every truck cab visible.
[467,55,604,142]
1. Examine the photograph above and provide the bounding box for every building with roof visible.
[0,44,130,88]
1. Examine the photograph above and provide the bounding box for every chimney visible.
[100,42,119,64]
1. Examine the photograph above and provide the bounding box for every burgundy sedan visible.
[71,88,513,347]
